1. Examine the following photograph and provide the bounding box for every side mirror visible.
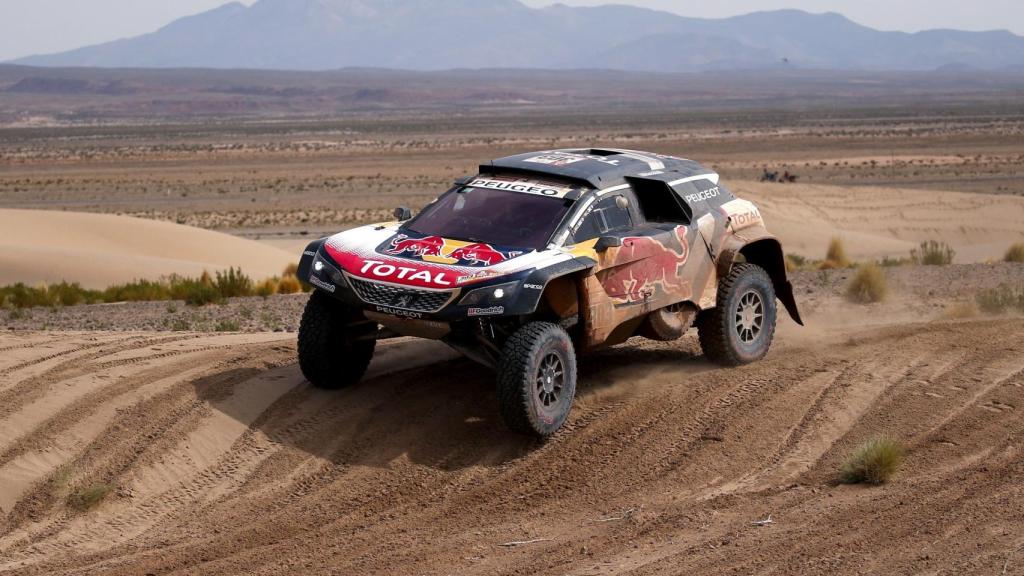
[393,206,413,221]
[594,236,623,252]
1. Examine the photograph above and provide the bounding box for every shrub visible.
[215,319,240,332]
[0,282,99,308]
[169,276,223,306]
[1005,243,1024,263]
[821,237,851,269]
[47,282,95,306]
[912,240,955,266]
[878,256,913,267]
[169,316,193,331]
[283,262,299,277]
[255,277,279,298]
[0,267,265,309]
[846,263,888,303]
[67,483,112,511]
[214,267,253,298]
[976,284,1023,314]
[785,253,810,272]
[1,283,51,308]
[276,275,302,294]
[103,279,170,303]
[840,436,905,485]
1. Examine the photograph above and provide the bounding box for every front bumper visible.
[300,242,542,321]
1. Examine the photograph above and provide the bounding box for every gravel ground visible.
[2,293,308,333]
[2,263,1022,333]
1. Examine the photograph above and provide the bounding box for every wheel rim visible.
[735,289,764,344]
[535,352,565,408]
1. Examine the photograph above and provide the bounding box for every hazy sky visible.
[1,0,1022,62]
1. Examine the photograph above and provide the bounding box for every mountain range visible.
[13,0,1024,72]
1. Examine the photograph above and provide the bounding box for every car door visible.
[571,192,692,307]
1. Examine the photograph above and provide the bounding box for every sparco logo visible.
[360,259,453,286]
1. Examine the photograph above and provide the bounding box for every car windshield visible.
[403,186,574,250]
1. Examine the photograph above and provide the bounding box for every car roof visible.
[479,148,717,190]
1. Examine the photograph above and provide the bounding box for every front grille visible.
[346,276,455,313]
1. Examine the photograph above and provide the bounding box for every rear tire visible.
[297,291,376,389]
[497,322,577,438]
[698,263,777,366]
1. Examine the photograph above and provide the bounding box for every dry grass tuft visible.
[1005,243,1024,263]
[976,284,1024,315]
[67,483,113,511]
[846,263,888,303]
[820,237,851,269]
[840,436,905,485]
[283,262,300,277]
[277,275,302,294]
[255,278,280,297]
[912,240,955,266]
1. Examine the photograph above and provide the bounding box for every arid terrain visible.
[1,67,1023,575]
[1,303,1022,575]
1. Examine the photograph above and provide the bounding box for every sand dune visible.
[0,209,296,288]
[734,182,1024,262]
[4,183,1024,290]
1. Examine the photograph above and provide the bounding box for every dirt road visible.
[0,318,1022,575]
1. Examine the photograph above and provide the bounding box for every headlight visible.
[459,281,520,306]
[312,254,345,285]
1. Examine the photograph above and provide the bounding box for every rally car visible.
[296,149,802,437]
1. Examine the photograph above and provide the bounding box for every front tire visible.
[698,263,777,366]
[497,322,577,438]
[297,291,376,389]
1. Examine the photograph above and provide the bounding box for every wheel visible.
[698,263,777,366]
[297,291,376,389]
[497,322,577,438]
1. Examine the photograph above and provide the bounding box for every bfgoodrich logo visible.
[309,276,336,293]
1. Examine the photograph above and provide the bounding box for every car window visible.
[404,186,575,250]
[572,195,633,243]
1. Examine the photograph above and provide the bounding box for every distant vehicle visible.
[296,149,803,437]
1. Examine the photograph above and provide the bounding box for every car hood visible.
[322,223,575,289]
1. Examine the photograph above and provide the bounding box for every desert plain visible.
[0,67,1022,575]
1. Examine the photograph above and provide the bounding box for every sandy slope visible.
[4,183,1024,290]
[0,313,1021,575]
[249,181,1024,263]
[0,209,295,288]
[733,182,1024,263]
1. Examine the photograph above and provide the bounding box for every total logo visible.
[719,199,763,231]
[359,259,455,286]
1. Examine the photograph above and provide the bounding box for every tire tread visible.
[297,291,375,389]
[697,263,775,366]
[496,322,576,438]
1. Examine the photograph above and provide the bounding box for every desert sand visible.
[0,209,296,288]
[735,182,1024,262]
[6,181,1022,294]
[2,94,1024,575]
[0,311,1021,575]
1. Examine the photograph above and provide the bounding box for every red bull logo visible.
[600,229,691,303]
[448,243,517,266]
[383,234,521,267]
[386,235,445,258]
